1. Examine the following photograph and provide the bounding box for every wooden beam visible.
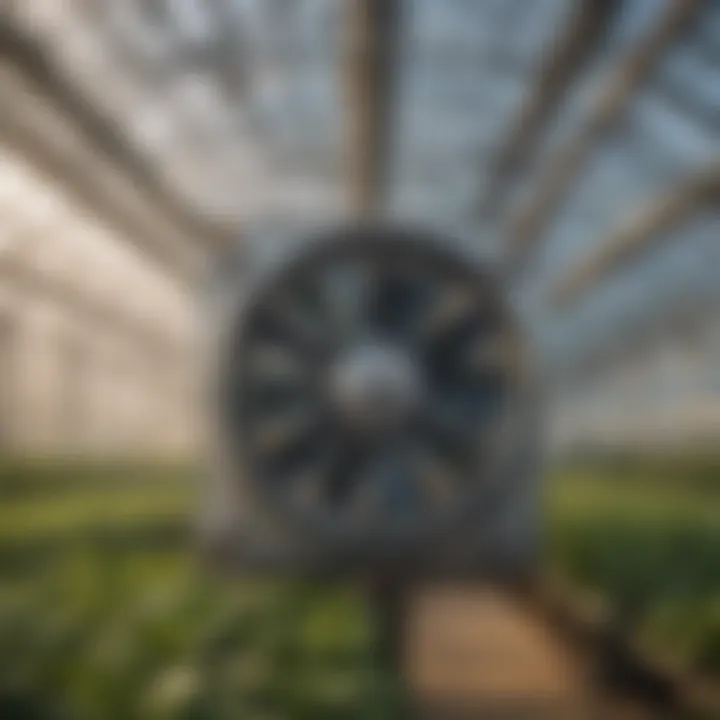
[0,64,200,284]
[477,0,620,221]
[551,164,720,308]
[0,20,233,280]
[345,0,402,216]
[505,0,703,269]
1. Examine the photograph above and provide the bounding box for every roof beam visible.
[551,164,720,308]
[345,0,403,216]
[0,64,199,284]
[0,19,233,281]
[505,0,703,270]
[477,0,620,221]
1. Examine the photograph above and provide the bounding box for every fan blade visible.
[323,435,368,507]
[241,366,314,418]
[424,314,503,391]
[251,409,321,458]
[317,261,373,343]
[260,291,333,359]
[414,396,480,475]
[463,334,515,375]
[285,447,333,514]
[367,267,427,341]
[368,267,398,334]
[372,447,425,519]
[246,343,310,382]
[420,286,478,345]
[407,441,458,509]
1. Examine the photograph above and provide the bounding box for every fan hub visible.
[328,340,423,434]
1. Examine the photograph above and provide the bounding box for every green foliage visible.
[0,548,381,719]
[548,463,720,675]
[0,456,718,717]
[0,461,385,719]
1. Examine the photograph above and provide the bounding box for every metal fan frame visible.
[216,223,533,557]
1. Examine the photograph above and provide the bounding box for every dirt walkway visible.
[405,586,655,719]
